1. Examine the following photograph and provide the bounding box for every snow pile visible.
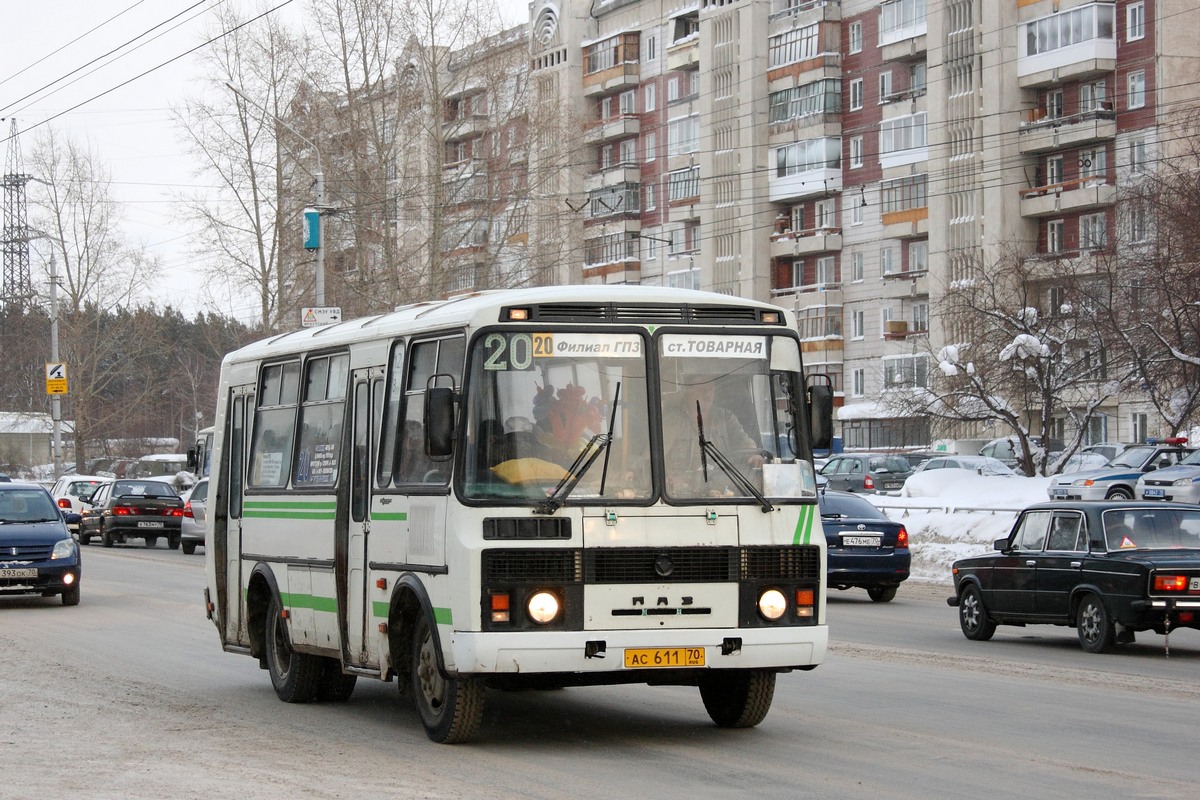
[868,471,1053,584]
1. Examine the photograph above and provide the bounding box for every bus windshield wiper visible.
[535,383,620,515]
[695,402,773,513]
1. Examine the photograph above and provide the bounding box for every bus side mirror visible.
[186,447,198,472]
[806,377,834,452]
[425,386,457,458]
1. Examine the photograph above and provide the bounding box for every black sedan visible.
[948,501,1200,652]
[0,482,81,605]
[820,490,910,602]
[79,479,184,548]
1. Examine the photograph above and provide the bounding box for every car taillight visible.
[896,526,909,549]
[183,501,194,519]
[864,475,875,490]
[57,498,72,509]
[168,508,184,517]
[113,505,133,516]
[1153,575,1188,592]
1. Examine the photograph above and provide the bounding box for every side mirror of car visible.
[993,537,1010,552]
[63,512,82,526]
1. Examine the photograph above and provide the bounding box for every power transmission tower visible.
[2,118,34,309]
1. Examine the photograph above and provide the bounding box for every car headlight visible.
[51,537,78,560]
[1173,477,1193,487]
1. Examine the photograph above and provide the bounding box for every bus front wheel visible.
[698,669,776,728]
[265,594,321,703]
[410,614,484,744]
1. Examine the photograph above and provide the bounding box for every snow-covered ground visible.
[866,470,1052,585]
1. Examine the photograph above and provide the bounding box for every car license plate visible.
[842,535,882,547]
[884,482,902,490]
[1190,578,1200,591]
[0,567,37,579]
[1050,487,1068,498]
[137,521,164,529]
[623,647,705,668]
[1144,488,1165,499]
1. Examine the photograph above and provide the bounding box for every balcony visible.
[585,164,641,193]
[584,115,641,146]
[780,283,845,309]
[770,227,843,259]
[666,38,699,71]
[1020,178,1116,218]
[583,32,641,97]
[443,113,489,142]
[879,270,929,299]
[769,167,841,203]
[881,208,928,239]
[1017,107,1117,154]
[1017,38,1116,89]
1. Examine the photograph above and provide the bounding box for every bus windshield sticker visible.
[661,334,767,359]
[483,332,643,371]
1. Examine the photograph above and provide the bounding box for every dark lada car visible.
[948,501,1200,652]
[820,490,910,602]
[0,482,81,605]
[79,479,184,549]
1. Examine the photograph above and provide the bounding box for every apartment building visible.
[519,0,1199,447]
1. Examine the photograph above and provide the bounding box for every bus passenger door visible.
[217,387,252,645]
[343,370,381,666]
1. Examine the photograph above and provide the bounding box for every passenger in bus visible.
[665,375,766,495]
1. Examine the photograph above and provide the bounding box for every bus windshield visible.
[462,330,652,502]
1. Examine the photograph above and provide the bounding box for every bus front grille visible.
[482,549,582,583]
[586,548,738,583]
[740,546,821,581]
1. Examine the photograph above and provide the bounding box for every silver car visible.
[1047,440,1193,501]
[180,478,207,555]
[1137,449,1200,504]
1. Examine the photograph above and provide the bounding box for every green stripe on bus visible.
[243,500,336,520]
[280,592,339,614]
[793,505,814,545]
[372,512,408,521]
[434,607,453,625]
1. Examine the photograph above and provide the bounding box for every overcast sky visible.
[1,0,531,322]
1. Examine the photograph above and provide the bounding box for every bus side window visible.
[395,334,464,485]
[249,361,300,488]
[377,343,406,487]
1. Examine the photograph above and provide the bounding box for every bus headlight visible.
[527,591,561,624]
[757,588,787,620]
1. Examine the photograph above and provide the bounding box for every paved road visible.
[2,546,1197,800]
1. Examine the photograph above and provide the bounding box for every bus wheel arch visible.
[246,565,280,664]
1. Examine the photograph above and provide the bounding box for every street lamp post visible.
[24,227,64,479]
[225,82,326,307]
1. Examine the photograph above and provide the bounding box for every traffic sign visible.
[45,362,68,395]
[301,307,342,327]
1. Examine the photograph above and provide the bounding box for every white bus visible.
[204,286,833,743]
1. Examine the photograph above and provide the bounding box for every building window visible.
[1080,147,1107,182]
[912,303,929,332]
[667,115,700,155]
[1024,3,1115,56]
[881,175,928,213]
[645,182,657,212]
[667,167,700,202]
[852,368,865,397]
[1080,212,1107,250]
[667,77,680,102]
[851,309,865,340]
[619,90,636,114]
[815,255,837,285]
[1080,81,1107,112]
[880,0,927,44]
[908,240,928,272]
[1047,219,1065,253]
[880,246,897,275]
[850,78,863,111]
[768,23,820,68]
[848,21,863,54]
[644,131,656,162]
[1129,203,1148,242]
[774,138,841,176]
[644,82,656,111]
[814,198,835,229]
[644,34,658,62]
[644,236,658,261]
[909,63,927,94]
[1129,136,1147,173]
[1046,154,1064,186]
[587,183,640,218]
[883,354,930,389]
[1130,412,1148,442]
[584,232,638,267]
[1045,89,1063,119]
[850,136,864,168]
[1127,70,1146,109]
[878,71,893,101]
[619,138,636,165]
[851,251,864,281]
[1127,2,1145,41]
[850,200,864,226]
[879,113,927,154]
[769,79,842,123]
[667,267,700,290]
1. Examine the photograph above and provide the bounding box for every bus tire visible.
[410,614,484,744]
[316,658,357,702]
[699,669,776,728]
[265,594,321,703]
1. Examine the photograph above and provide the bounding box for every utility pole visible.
[26,225,65,479]
[2,118,34,309]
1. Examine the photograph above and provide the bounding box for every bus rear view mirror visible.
[806,377,833,452]
[426,386,457,458]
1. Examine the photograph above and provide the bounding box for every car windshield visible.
[1179,450,1200,466]
[0,488,60,523]
[112,481,176,498]
[1111,446,1155,468]
[1102,508,1200,550]
[818,492,886,520]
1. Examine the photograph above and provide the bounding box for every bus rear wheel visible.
[699,669,776,728]
[410,614,483,744]
[265,594,321,703]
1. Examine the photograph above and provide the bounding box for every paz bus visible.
[203,286,833,743]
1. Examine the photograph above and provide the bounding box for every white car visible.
[180,478,208,555]
[49,474,111,532]
[912,455,1016,477]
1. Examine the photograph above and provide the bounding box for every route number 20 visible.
[482,333,552,371]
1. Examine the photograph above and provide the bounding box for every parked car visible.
[949,500,1200,652]
[912,455,1017,477]
[978,436,1052,474]
[1137,448,1200,504]
[817,453,913,494]
[180,478,207,555]
[0,482,81,605]
[1046,438,1194,501]
[1082,442,1131,463]
[819,490,909,602]
[49,474,110,533]
[1048,452,1110,475]
[78,478,184,548]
